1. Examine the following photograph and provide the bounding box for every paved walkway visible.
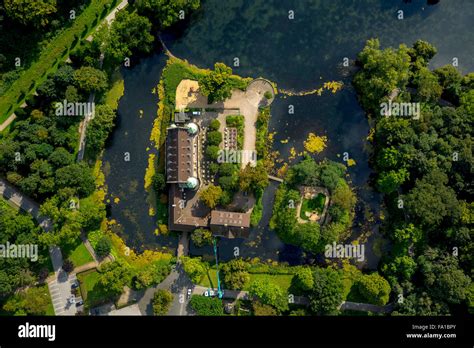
[339,301,395,313]
[86,0,129,41]
[0,1,128,134]
[176,78,274,168]
[0,114,16,132]
[191,285,309,305]
[177,232,189,258]
[268,175,283,183]
[0,179,52,231]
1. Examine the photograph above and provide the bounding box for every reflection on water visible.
[103,0,474,268]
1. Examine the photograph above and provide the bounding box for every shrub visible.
[190,295,224,316]
[209,119,221,131]
[264,91,273,99]
[206,131,222,146]
[62,260,74,273]
[152,173,166,193]
[181,256,206,283]
[293,267,314,292]
[205,145,220,161]
[356,273,391,306]
[152,289,173,315]
[191,228,213,247]
[95,236,112,258]
[221,259,250,290]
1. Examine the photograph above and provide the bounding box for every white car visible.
[187,288,192,298]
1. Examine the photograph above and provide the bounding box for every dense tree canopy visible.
[220,258,250,290]
[248,279,288,313]
[100,10,155,66]
[4,0,57,27]
[354,39,473,315]
[135,0,200,29]
[199,63,234,103]
[308,268,344,315]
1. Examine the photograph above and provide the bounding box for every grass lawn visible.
[199,268,294,294]
[105,70,125,110]
[64,242,94,268]
[42,285,55,316]
[246,274,294,293]
[0,0,120,123]
[77,269,112,307]
[200,267,219,288]
[300,193,326,220]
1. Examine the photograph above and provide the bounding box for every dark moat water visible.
[103,0,474,267]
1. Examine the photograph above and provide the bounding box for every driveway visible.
[137,263,195,316]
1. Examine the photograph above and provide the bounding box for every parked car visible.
[203,289,215,297]
[75,300,84,307]
[71,281,79,289]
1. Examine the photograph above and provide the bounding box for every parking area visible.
[48,271,82,315]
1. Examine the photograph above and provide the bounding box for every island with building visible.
[153,58,275,243]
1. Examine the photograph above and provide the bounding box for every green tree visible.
[392,292,449,316]
[152,289,173,315]
[3,286,50,315]
[73,66,108,94]
[200,184,223,209]
[54,65,76,88]
[293,267,314,292]
[205,145,220,161]
[434,64,463,102]
[404,170,458,227]
[136,0,200,29]
[95,236,112,258]
[220,259,250,290]
[289,156,321,186]
[248,279,288,313]
[293,223,321,253]
[85,105,116,158]
[353,38,411,115]
[206,130,222,146]
[191,228,213,247]
[357,273,391,306]
[98,259,132,295]
[376,168,409,194]
[189,295,223,316]
[309,268,344,315]
[209,119,221,131]
[411,40,437,62]
[252,301,278,316]
[101,11,154,66]
[4,0,57,27]
[48,147,74,168]
[418,248,471,304]
[331,181,356,210]
[152,173,166,193]
[55,163,95,197]
[239,163,269,192]
[413,67,442,103]
[319,161,346,192]
[181,256,206,283]
[199,63,234,103]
